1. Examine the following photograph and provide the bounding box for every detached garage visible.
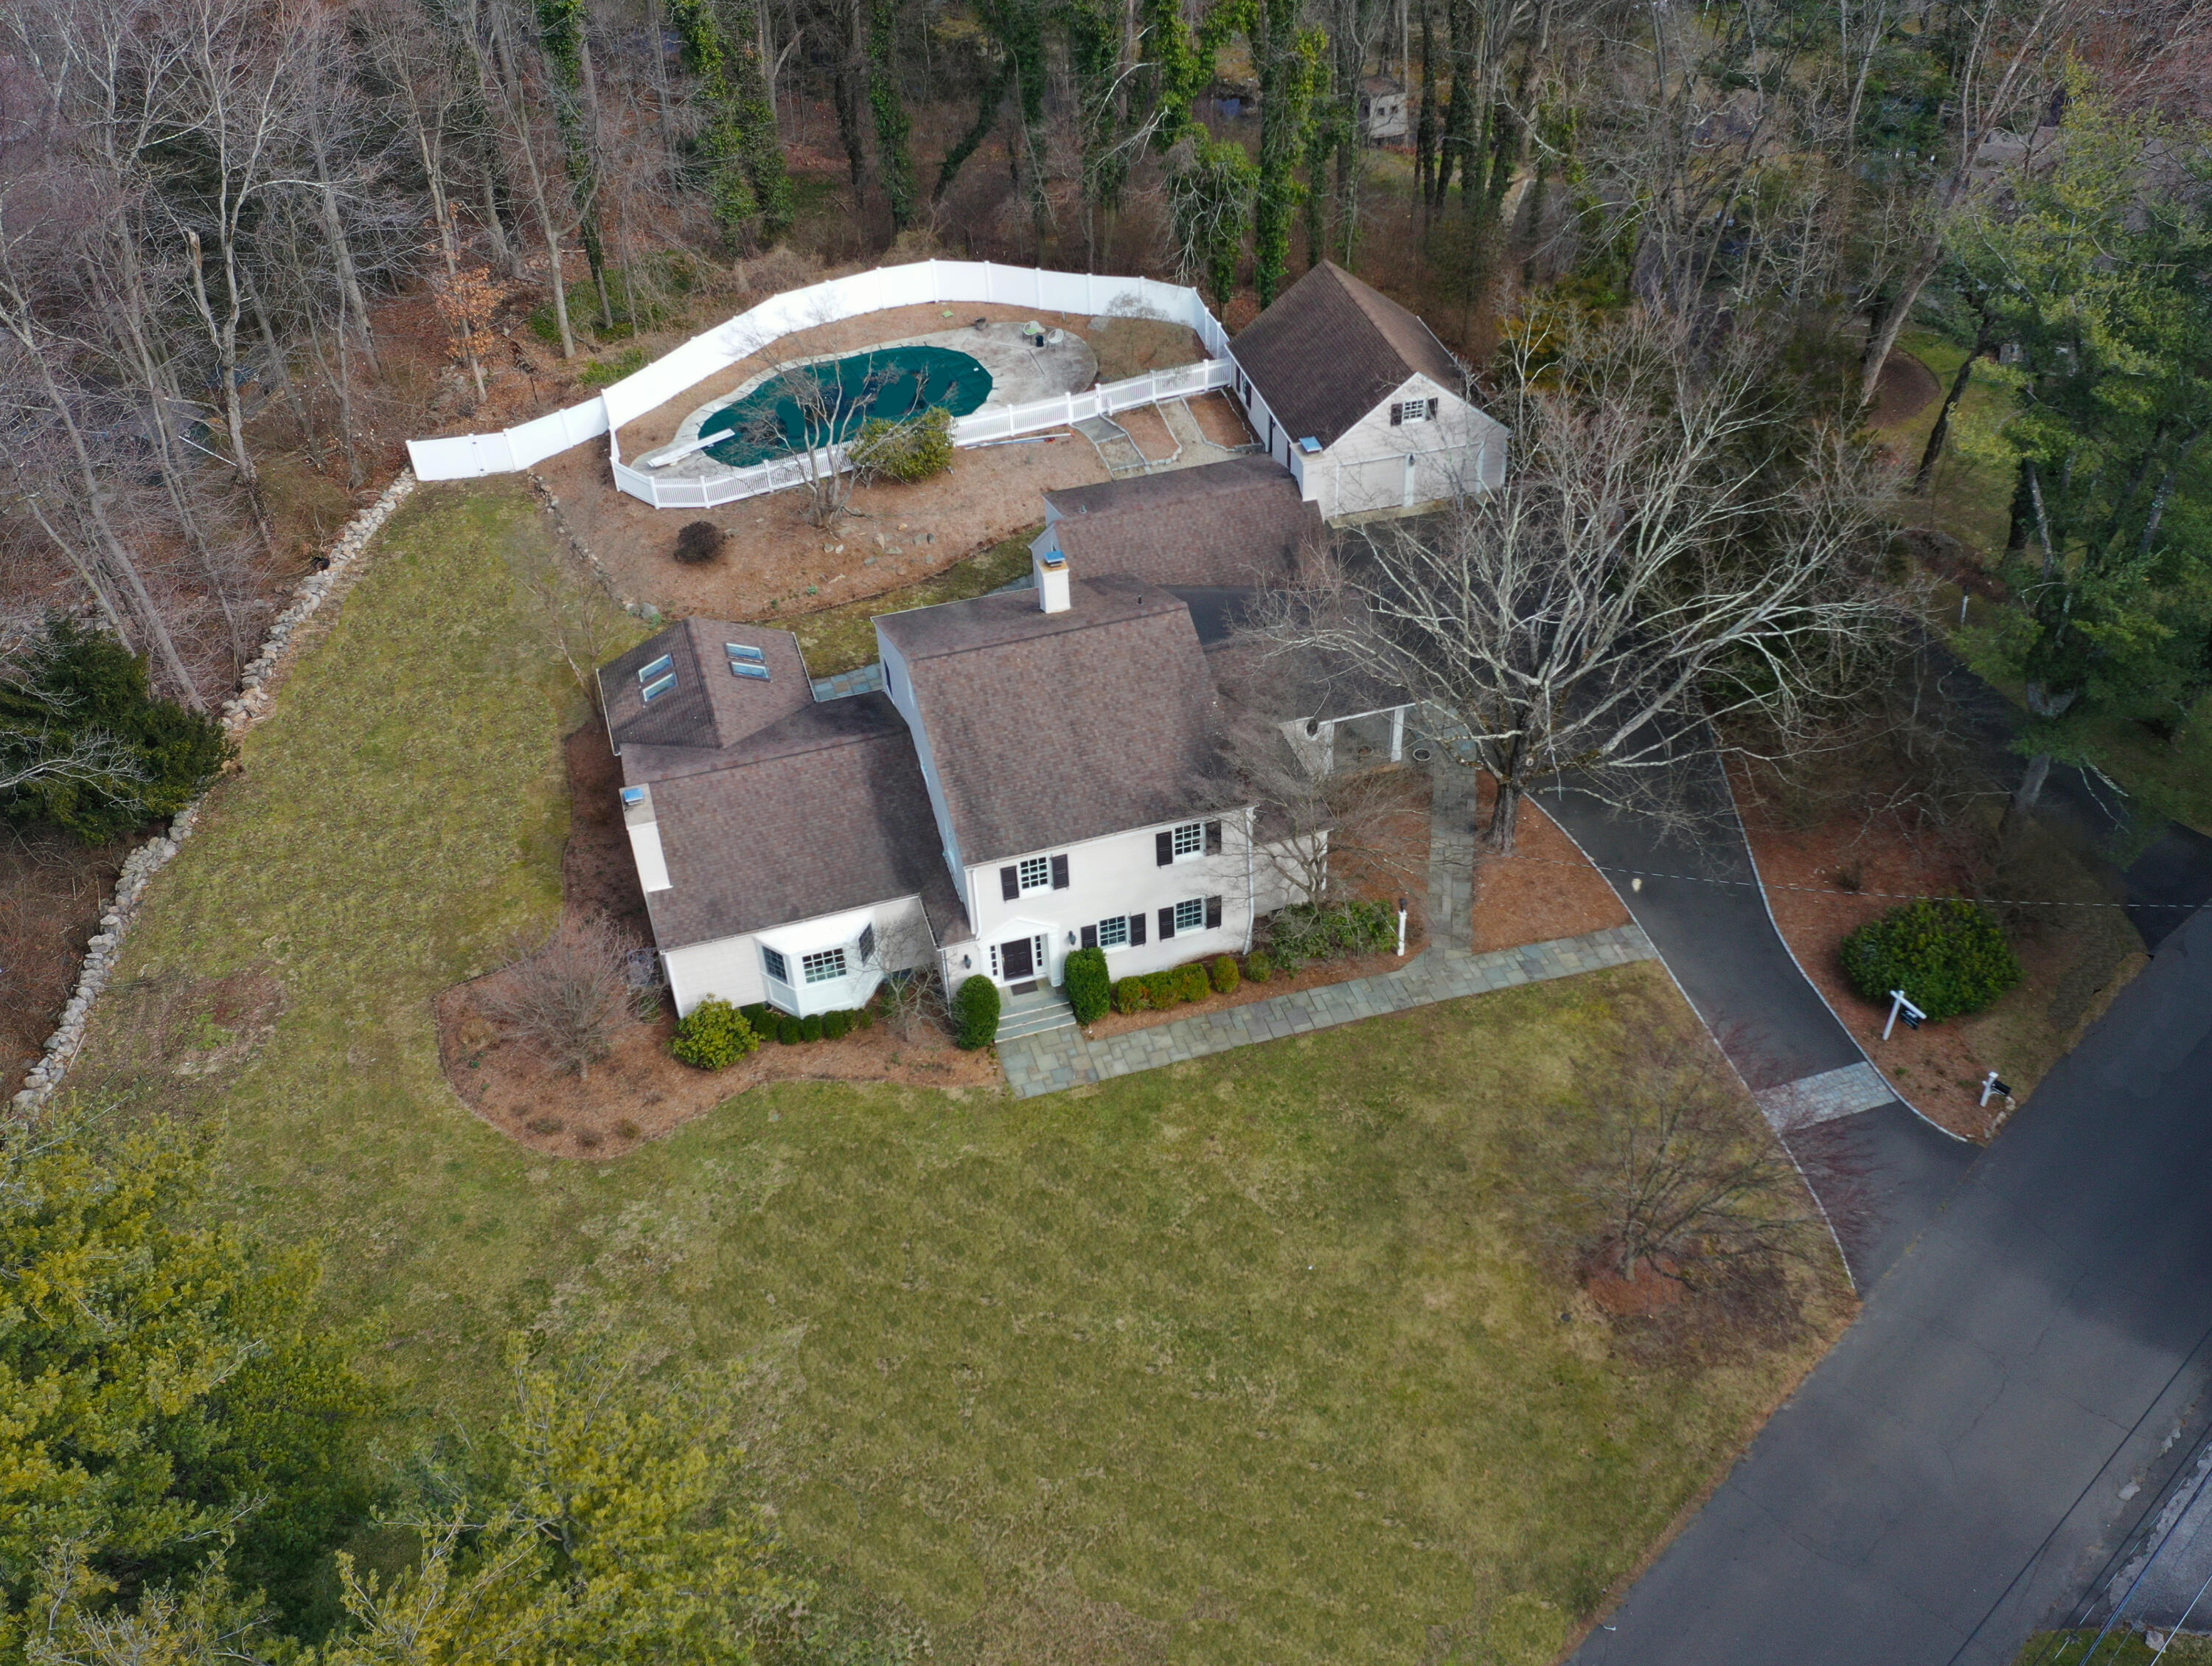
[1226,261,1507,522]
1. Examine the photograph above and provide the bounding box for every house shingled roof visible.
[631,693,967,951]
[876,577,1224,864]
[597,617,813,756]
[1041,455,1322,588]
[1228,261,1467,450]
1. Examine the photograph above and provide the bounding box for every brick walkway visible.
[997,761,1657,1098]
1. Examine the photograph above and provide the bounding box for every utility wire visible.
[1475,850,2207,909]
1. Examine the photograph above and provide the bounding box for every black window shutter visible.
[1205,895,1222,930]
[858,923,875,963]
[1389,402,1403,426]
[1130,912,1147,945]
[1155,830,1173,866]
[1204,819,1222,855]
[1158,906,1176,940]
[1051,853,1069,889]
[1001,865,1019,900]
[1081,924,1098,950]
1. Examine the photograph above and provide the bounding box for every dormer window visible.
[639,653,677,702]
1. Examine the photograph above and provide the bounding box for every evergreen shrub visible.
[955,975,1001,1049]
[669,997,759,1070]
[1840,898,2021,1021]
[1172,963,1211,1004]
[1064,947,1110,1024]
[1245,951,1274,983]
[776,1014,802,1044]
[1113,977,1149,1016]
[1263,900,1397,972]
[0,616,228,844]
[854,406,955,482]
[1208,955,1241,995]
[799,1013,824,1042]
[823,1008,852,1040]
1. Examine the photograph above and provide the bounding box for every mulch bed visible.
[1730,763,2146,1142]
[432,724,999,1160]
[1467,776,1634,953]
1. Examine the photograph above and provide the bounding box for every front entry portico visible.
[992,928,1051,991]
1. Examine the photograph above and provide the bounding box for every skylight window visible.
[639,654,674,681]
[726,642,765,662]
[729,661,771,681]
[641,673,677,702]
[726,643,771,681]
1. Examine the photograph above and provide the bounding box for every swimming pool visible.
[697,344,994,468]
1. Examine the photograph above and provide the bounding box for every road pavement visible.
[1535,775,1978,1288]
[1571,903,2212,1666]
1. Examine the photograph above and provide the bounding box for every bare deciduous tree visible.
[1246,308,1899,852]
[480,917,636,1078]
[1579,1024,1827,1280]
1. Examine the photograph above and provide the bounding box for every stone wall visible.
[12,470,421,1109]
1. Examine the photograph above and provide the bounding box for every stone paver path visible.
[998,758,1660,1097]
[997,922,1658,1097]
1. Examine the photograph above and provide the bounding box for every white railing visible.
[611,354,1238,510]
[408,259,1236,501]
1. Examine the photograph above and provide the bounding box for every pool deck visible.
[636,323,1098,482]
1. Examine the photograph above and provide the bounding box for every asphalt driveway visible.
[1571,903,2212,1666]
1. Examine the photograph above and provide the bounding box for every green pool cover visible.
[698,344,993,468]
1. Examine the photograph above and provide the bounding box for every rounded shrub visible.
[776,1013,802,1045]
[1840,898,2021,1022]
[673,519,724,564]
[740,1002,773,1032]
[823,1008,852,1041]
[669,997,759,1070]
[955,975,1001,1049]
[1208,955,1241,996]
[799,1013,824,1043]
[1113,977,1149,1016]
[1172,963,1211,1004]
[853,406,955,483]
[1141,971,1179,1008]
[1245,951,1274,984]
[1064,946,1110,1024]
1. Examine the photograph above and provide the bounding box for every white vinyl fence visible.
[408,260,1235,510]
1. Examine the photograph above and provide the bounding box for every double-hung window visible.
[801,947,847,984]
[1390,398,1441,426]
[1156,821,1222,866]
[1018,855,1052,892]
[1093,915,1130,949]
[1173,898,1206,934]
[762,945,790,985]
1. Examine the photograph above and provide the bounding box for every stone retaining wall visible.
[12,470,421,1110]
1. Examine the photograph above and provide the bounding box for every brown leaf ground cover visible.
[1732,766,2146,1140]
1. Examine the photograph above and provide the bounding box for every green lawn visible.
[77,481,1849,1664]
[2016,1632,2212,1664]
[1889,326,2017,558]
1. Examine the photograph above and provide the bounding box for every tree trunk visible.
[1486,774,1523,852]
[1999,749,2052,845]
[1913,330,1983,493]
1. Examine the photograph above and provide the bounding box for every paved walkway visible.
[1535,766,1978,1288]
[998,923,1658,1096]
[998,764,1655,1097]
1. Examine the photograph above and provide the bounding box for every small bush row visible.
[670,997,874,1069]
[1110,956,1240,1016]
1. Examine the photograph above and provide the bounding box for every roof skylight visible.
[726,642,765,662]
[639,653,674,681]
[641,673,678,702]
[727,643,771,681]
